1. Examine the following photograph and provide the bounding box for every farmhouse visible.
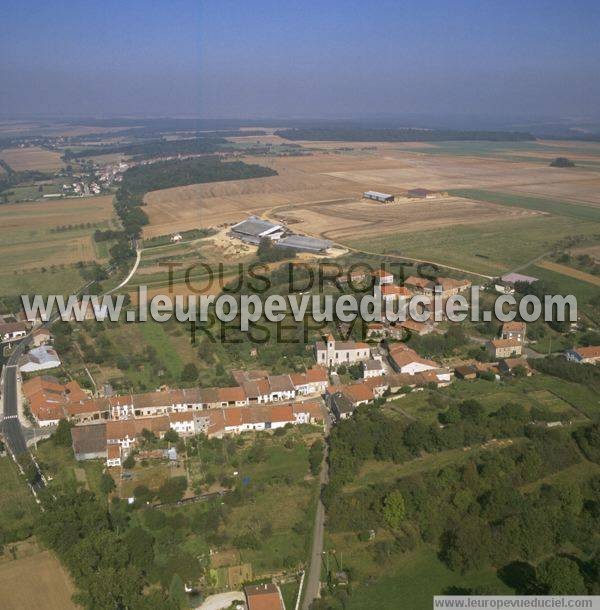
[315,334,371,367]
[19,345,61,373]
[363,190,394,203]
[229,216,284,245]
[275,234,332,253]
[565,346,600,365]
[0,321,28,344]
[501,321,527,342]
[488,338,522,359]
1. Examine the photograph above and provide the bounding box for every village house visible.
[329,391,357,421]
[372,269,394,285]
[72,423,108,461]
[499,358,533,376]
[31,327,52,347]
[19,345,61,373]
[403,276,471,299]
[388,343,440,375]
[290,367,329,395]
[404,276,435,296]
[245,583,285,610]
[565,345,600,365]
[454,364,478,380]
[488,338,523,359]
[363,359,385,378]
[22,376,89,426]
[315,334,371,368]
[0,321,28,344]
[399,319,434,336]
[380,284,412,302]
[501,321,527,342]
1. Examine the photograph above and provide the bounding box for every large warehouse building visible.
[229,216,284,245]
[276,235,332,253]
[363,190,394,203]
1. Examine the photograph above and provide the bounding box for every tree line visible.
[275,128,536,142]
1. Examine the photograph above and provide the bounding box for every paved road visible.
[108,243,141,293]
[1,339,45,491]
[302,422,330,610]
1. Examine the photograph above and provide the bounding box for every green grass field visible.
[0,457,39,542]
[348,215,598,276]
[451,189,600,222]
[344,546,513,610]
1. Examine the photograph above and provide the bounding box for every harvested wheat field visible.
[324,154,600,192]
[141,144,600,269]
[143,166,377,238]
[502,177,600,206]
[0,548,79,610]
[0,146,64,171]
[284,196,539,242]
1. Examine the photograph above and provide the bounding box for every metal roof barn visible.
[230,216,282,238]
[363,190,394,202]
[276,235,332,252]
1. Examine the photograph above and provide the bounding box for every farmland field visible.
[0,146,64,171]
[139,140,600,281]
[0,546,79,610]
[347,215,598,276]
[0,195,116,296]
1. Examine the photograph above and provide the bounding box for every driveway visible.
[195,591,244,610]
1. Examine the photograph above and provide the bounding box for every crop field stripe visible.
[450,188,600,222]
[535,260,600,287]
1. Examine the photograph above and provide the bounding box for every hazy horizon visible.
[2,1,599,121]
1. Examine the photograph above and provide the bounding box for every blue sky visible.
[2,0,599,119]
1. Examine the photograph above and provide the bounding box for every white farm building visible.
[230,216,284,245]
[363,190,394,203]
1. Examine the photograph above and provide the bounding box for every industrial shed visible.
[229,216,284,244]
[363,190,394,203]
[276,235,332,253]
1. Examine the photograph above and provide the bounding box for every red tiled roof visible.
[574,345,600,359]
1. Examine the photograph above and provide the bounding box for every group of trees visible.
[323,399,600,596]
[37,488,202,609]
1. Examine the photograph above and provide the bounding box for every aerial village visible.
[2,263,598,475]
